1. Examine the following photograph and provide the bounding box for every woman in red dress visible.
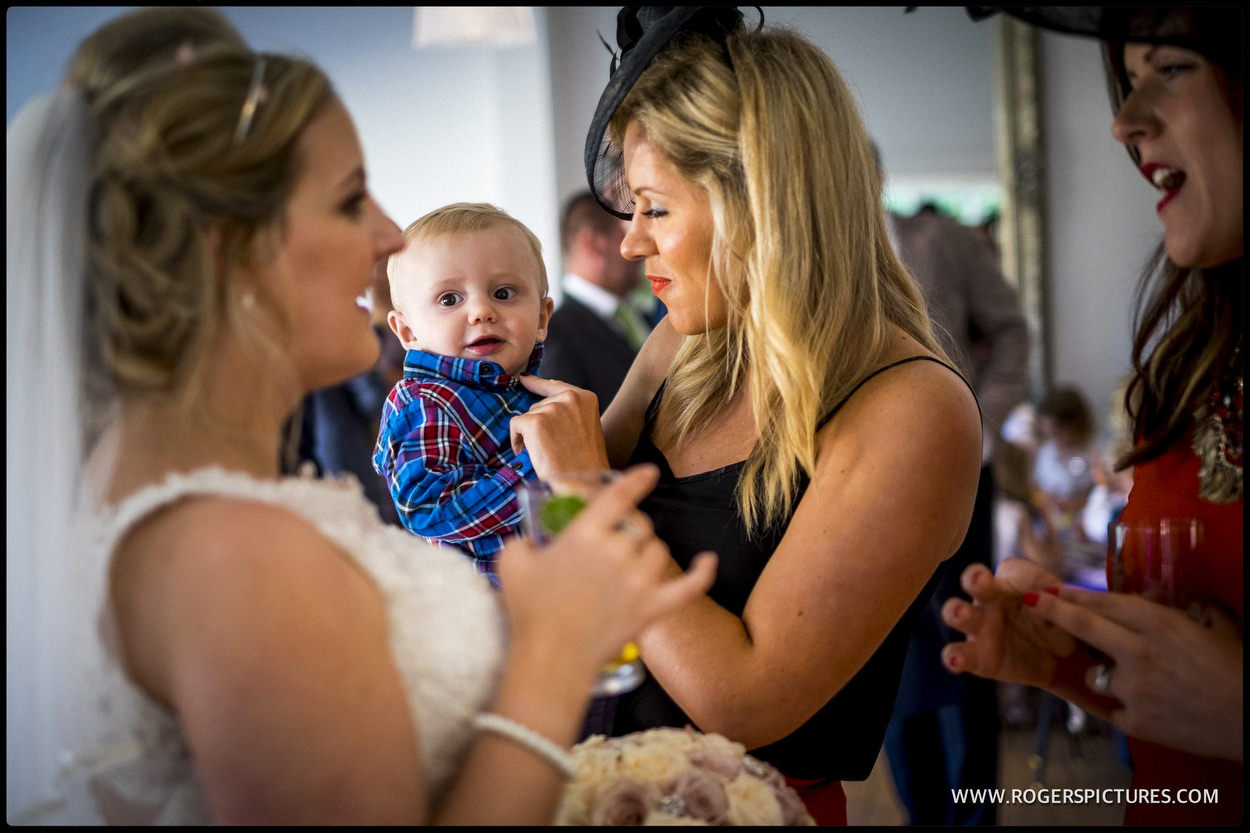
[942,6,1242,825]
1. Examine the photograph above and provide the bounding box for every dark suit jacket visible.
[890,209,1028,440]
[541,295,638,414]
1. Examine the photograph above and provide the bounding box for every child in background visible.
[373,203,554,586]
[1030,386,1100,734]
[1031,386,1097,543]
[1080,377,1136,547]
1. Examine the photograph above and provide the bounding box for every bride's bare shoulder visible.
[109,494,384,702]
[114,492,348,573]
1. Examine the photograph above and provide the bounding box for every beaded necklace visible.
[1192,339,1243,503]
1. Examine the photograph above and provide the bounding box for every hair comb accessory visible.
[583,6,760,220]
[232,56,268,146]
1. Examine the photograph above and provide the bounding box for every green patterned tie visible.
[612,302,648,351]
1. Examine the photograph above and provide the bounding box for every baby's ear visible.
[535,295,555,342]
[387,309,419,349]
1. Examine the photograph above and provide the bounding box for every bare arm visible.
[600,317,683,467]
[635,360,983,748]
[436,466,717,822]
[111,501,428,824]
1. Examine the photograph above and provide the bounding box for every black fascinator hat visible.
[964,6,1242,73]
[962,5,1243,165]
[584,6,753,220]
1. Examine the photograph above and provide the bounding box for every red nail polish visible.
[1022,592,1039,608]
[1043,586,1060,596]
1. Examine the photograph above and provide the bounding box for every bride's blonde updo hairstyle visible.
[610,25,944,534]
[66,6,247,94]
[82,47,333,417]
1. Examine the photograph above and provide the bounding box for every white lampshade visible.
[413,7,537,49]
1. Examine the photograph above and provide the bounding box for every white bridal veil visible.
[6,88,102,824]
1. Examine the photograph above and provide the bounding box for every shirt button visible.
[511,462,523,470]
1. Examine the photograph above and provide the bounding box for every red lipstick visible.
[1140,162,1185,214]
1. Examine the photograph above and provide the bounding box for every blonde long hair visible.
[613,26,946,535]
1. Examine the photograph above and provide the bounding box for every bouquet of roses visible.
[555,727,815,826]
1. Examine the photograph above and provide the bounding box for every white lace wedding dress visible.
[54,467,506,824]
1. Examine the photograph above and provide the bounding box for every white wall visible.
[6,6,1158,436]
[228,6,561,293]
[1040,30,1160,436]
[5,5,562,291]
[546,6,999,202]
[546,6,620,212]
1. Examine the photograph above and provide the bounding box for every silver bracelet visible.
[472,713,577,778]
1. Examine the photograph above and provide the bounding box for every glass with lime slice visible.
[517,471,646,696]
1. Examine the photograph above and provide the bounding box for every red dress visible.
[1114,439,1243,825]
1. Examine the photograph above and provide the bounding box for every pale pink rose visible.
[618,728,697,761]
[554,782,596,826]
[591,779,660,826]
[697,731,747,759]
[688,745,742,778]
[662,768,730,825]
[657,728,699,753]
[724,773,783,826]
[573,744,625,784]
[577,734,610,750]
[737,757,812,825]
[620,744,689,785]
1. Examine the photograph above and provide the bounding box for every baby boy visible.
[373,202,553,586]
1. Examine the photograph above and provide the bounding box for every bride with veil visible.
[6,8,718,824]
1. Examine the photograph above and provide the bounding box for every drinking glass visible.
[1108,517,1204,609]
[517,470,646,696]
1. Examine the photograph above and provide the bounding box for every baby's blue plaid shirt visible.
[372,343,544,587]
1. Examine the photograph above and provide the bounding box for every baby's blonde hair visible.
[388,202,548,298]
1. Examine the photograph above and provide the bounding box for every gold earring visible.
[240,290,257,312]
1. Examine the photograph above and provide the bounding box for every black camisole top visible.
[611,356,977,780]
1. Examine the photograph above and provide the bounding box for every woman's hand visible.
[438,467,714,825]
[1017,587,1243,762]
[939,558,1079,690]
[496,464,716,669]
[511,375,610,479]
